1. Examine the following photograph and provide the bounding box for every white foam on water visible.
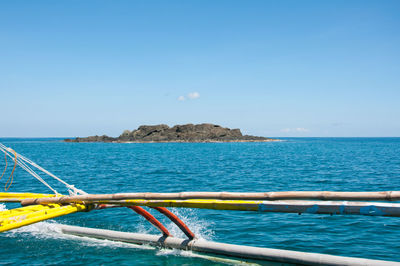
[135,219,154,235]
[7,220,63,239]
[1,203,151,249]
[162,208,215,240]
[130,207,214,240]
[5,219,154,250]
[6,220,235,263]
[2,204,234,264]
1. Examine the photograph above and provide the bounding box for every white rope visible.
[0,142,86,195]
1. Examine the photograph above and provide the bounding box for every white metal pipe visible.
[58,225,399,266]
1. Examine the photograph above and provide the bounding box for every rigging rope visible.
[4,149,17,191]
[0,142,86,195]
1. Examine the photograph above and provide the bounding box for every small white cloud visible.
[280,127,310,133]
[178,92,200,101]
[187,92,200,99]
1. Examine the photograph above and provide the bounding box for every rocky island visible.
[64,123,277,143]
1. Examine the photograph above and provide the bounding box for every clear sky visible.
[1,1,399,137]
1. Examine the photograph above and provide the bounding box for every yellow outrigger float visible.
[1,142,400,265]
[0,200,86,233]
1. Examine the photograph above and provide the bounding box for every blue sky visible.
[0,1,399,137]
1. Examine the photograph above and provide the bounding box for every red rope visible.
[128,206,170,236]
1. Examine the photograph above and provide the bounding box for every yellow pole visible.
[0,203,87,233]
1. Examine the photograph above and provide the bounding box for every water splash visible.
[7,220,63,239]
[163,208,214,240]
[5,220,153,250]
[2,219,237,264]
[131,207,214,240]
[1,204,221,263]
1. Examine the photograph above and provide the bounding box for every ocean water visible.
[0,138,400,265]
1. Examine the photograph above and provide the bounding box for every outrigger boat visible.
[1,142,400,265]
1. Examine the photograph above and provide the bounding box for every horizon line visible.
[1,136,399,139]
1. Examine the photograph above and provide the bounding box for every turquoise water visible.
[1,138,400,265]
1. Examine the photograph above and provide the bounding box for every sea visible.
[0,138,399,265]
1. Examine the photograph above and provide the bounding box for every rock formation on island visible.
[64,123,276,143]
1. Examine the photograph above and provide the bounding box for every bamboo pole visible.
[20,191,400,206]
[20,198,400,217]
[104,199,400,217]
[58,224,399,265]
